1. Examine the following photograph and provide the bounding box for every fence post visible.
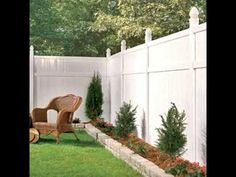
[30,45,34,112]
[120,40,126,105]
[106,48,111,122]
[189,7,199,29]
[106,48,111,58]
[145,28,152,43]
[145,28,152,143]
[121,40,126,51]
[189,7,199,161]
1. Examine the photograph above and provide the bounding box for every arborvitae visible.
[85,72,103,119]
[115,102,137,138]
[156,102,187,157]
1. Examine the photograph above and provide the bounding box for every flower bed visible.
[85,123,172,177]
[90,118,206,177]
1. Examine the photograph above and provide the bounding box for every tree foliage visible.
[85,72,104,119]
[30,0,206,56]
[30,0,112,56]
[156,102,187,157]
[91,0,206,52]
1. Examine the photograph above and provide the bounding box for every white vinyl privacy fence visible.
[30,7,206,165]
[29,55,110,122]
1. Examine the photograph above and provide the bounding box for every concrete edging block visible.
[85,124,174,177]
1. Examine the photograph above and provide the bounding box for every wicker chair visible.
[31,94,83,143]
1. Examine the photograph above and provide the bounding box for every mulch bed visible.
[90,119,206,177]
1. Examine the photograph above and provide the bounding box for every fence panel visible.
[111,22,206,164]
[32,56,109,122]
[107,53,122,124]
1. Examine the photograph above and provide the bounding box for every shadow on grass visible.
[35,130,103,148]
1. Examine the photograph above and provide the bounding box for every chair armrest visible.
[31,108,48,123]
[56,110,72,124]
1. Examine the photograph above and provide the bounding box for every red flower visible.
[105,122,113,127]
[192,162,200,168]
[201,166,206,174]
[175,157,184,163]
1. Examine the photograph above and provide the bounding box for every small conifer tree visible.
[85,72,103,119]
[156,102,187,157]
[115,102,137,138]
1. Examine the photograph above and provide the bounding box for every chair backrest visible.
[53,94,82,112]
[43,94,82,124]
[53,94,82,124]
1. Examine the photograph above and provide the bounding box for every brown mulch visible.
[90,119,205,177]
[90,120,174,169]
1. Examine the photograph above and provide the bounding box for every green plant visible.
[114,102,137,138]
[95,119,106,128]
[156,102,187,157]
[166,159,206,177]
[104,125,114,133]
[127,139,136,149]
[186,171,205,177]
[85,72,104,119]
[127,139,146,156]
[165,163,188,176]
[188,162,206,177]
[135,144,146,156]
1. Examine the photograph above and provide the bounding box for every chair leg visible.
[52,131,60,144]
[56,135,60,144]
[73,131,79,141]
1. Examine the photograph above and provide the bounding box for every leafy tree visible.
[114,102,137,138]
[30,0,64,55]
[91,0,206,52]
[85,72,104,119]
[30,0,113,56]
[30,0,206,56]
[156,102,187,157]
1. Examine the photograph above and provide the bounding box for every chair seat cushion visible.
[33,122,74,134]
[33,122,57,130]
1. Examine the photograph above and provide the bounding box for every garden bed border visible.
[84,123,173,177]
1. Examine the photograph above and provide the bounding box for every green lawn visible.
[30,130,143,177]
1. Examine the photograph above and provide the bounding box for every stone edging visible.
[84,123,173,177]
[72,123,86,129]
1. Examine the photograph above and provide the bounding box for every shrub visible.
[135,144,146,156]
[85,72,103,119]
[95,118,106,128]
[127,139,146,156]
[114,102,137,138]
[186,171,205,177]
[104,123,114,133]
[127,139,136,149]
[94,118,114,133]
[165,163,188,176]
[165,162,206,177]
[156,102,187,157]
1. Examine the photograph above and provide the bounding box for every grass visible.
[30,130,143,177]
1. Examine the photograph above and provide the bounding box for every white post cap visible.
[189,7,199,28]
[121,40,126,51]
[106,48,111,57]
[145,28,152,43]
